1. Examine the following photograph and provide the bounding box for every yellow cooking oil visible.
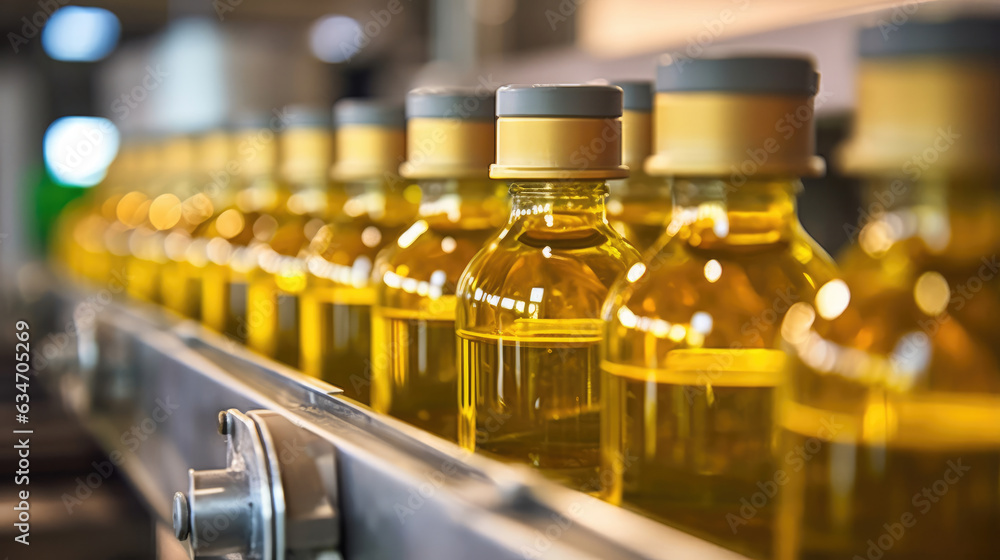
[776,18,1000,560]
[299,99,417,402]
[124,137,191,305]
[457,85,640,490]
[607,81,671,252]
[200,117,284,343]
[370,87,506,440]
[100,140,161,296]
[158,130,235,320]
[245,106,334,367]
[600,56,836,559]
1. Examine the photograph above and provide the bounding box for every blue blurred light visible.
[42,6,120,62]
[309,15,363,63]
[44,117,120,187]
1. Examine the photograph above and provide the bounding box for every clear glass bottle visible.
[161,130,229,319]
[776,19,1000,560]
[457,85,640,490]
[600,56,836,558]
[125,136,195,305]
[201,115,284,343]
[246,107,334,367]
[607,81,672,252]
[299,99,418,402]
[371,87,506,440]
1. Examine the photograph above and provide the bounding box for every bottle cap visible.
[401,87,496,179]
[334,99,405,128]
[614,80,654,112]
[840,17,1000,175]
[278,105,333,183]
[656,56,818,95]
[646,55,825,179]
[613,81,653,169]
[330,98,406,181]
[491,84,628,180]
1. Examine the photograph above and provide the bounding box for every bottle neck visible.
[336,174,418,226]
[416,178,506,230]
[670,177,801,247]
[508,181,609,226]
[858,175,1000,259]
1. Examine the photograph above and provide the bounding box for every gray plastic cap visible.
[656,55,819,95]
[406,87,496,120]
[859,17,1000,57]
[279,105,332,128]
[613,81,653,112]
[232,111,273,131]
[333,99,405,128]
[496,84,623,118]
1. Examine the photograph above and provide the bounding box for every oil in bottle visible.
[776,18,1000,560]
[125,136,193,305]
[161,130,229,319]
[606,81,672,252]
[299,99,418,402]
[456,85,641,489]
[200,115,283,343]
[370,87,506,440]
[600,56,836,558]
[246,106,333,367]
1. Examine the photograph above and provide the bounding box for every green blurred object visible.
[28,163,90,255]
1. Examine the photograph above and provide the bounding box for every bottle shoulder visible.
[604,232,837,348]
[456,222,639,329]
[374,221,497,281]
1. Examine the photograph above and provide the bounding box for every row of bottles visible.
[52,15,1000,560]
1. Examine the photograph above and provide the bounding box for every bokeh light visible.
[309,15,364,63]
[42,6,120,62]
[43,116,120,187]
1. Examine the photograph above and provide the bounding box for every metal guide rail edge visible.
[35,282,749,560]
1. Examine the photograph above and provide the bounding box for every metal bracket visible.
[173,409,340,559]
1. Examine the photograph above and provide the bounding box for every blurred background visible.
[7,0,978,274]
[0,1,997,558]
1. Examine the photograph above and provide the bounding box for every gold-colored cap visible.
[330,99,406,181]
[622,110,652,170]
[231,115,279,178]
[614,81,654,170]
[399,87,495,179]
[490,84,628,180]
[839,18,1000,175]
[278,106,334,183]
[646,56,824,178]
[235,127,278,178]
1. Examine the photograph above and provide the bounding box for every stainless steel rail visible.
[40,287,749,560]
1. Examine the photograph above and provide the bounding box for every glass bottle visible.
[299,99,418,401]
[125,136,195,305]
[776,18,1000,560]
[200,115,284,343]
[246,107,334,367]
[104,139,160,299]
[607,81,672,252]
[600,56,836,558]
[371,87,506,440]
[161,130,229,319]
[457,84,641,490]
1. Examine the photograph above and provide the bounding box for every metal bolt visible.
[218,411,231,435]
[172,492,190,541]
